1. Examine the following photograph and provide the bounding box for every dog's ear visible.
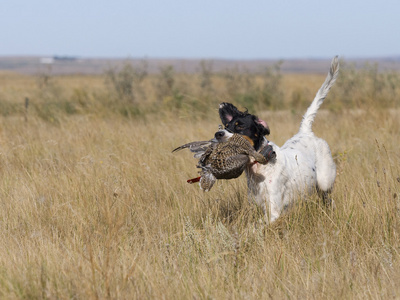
[256,118,270,135]
[219,102,241,125]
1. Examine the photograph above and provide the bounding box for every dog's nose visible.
[215,131,225,140]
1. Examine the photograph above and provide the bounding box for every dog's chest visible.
[245,159,278,204]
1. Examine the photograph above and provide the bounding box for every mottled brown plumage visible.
[173,130,269,191]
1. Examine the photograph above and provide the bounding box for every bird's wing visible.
[172,139,217,159]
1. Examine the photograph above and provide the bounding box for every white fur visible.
[246,57,339,223]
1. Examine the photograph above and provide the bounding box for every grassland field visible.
[0,62,399,299]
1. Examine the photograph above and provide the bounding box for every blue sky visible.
[1,0,399,59]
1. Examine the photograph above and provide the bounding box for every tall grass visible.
[0,62,399,298]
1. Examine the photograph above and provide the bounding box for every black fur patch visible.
[219,102,270,151]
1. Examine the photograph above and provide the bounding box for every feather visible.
[173,131,272,191]
[172,139,218,158]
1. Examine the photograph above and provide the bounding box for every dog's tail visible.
[299,56,339,134]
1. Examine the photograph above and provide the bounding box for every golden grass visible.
[0,71,399,299]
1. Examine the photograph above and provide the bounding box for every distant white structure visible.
[40,57,54,64]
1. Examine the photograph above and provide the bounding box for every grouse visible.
[172,129,275,191]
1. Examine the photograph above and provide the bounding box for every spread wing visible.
[172,139,217,159]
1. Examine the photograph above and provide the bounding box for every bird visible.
[172,128,274,191]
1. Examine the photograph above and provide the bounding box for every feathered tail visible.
[299,56,339,134]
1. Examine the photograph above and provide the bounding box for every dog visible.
[219,56,339,223]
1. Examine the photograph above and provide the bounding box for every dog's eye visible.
[235,122,244,129]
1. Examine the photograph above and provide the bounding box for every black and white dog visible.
[219,57,339,223]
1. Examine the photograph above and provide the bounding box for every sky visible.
[1,0,399,60]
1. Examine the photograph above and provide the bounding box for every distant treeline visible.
[1,56,400,75]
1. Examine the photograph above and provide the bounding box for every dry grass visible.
[0,70,399,299]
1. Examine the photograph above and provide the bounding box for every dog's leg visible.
[265,185,283,223]
[269,200,281,223]
[317,187,335,207]
[315,139,336,208]
[258,197,280,225]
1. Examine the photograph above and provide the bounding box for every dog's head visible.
[219,102,270,150]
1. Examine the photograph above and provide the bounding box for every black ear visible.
[259,123,270,136]
[219,102,241,125]
[256,118,270,135]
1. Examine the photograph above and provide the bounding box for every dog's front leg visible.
[252,181,282,224]
[266,191,282,224]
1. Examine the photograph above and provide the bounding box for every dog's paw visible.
[260,144,276,161]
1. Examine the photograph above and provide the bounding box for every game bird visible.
[172,129,275,191]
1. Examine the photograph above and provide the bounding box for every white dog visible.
[219,56,339,223]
